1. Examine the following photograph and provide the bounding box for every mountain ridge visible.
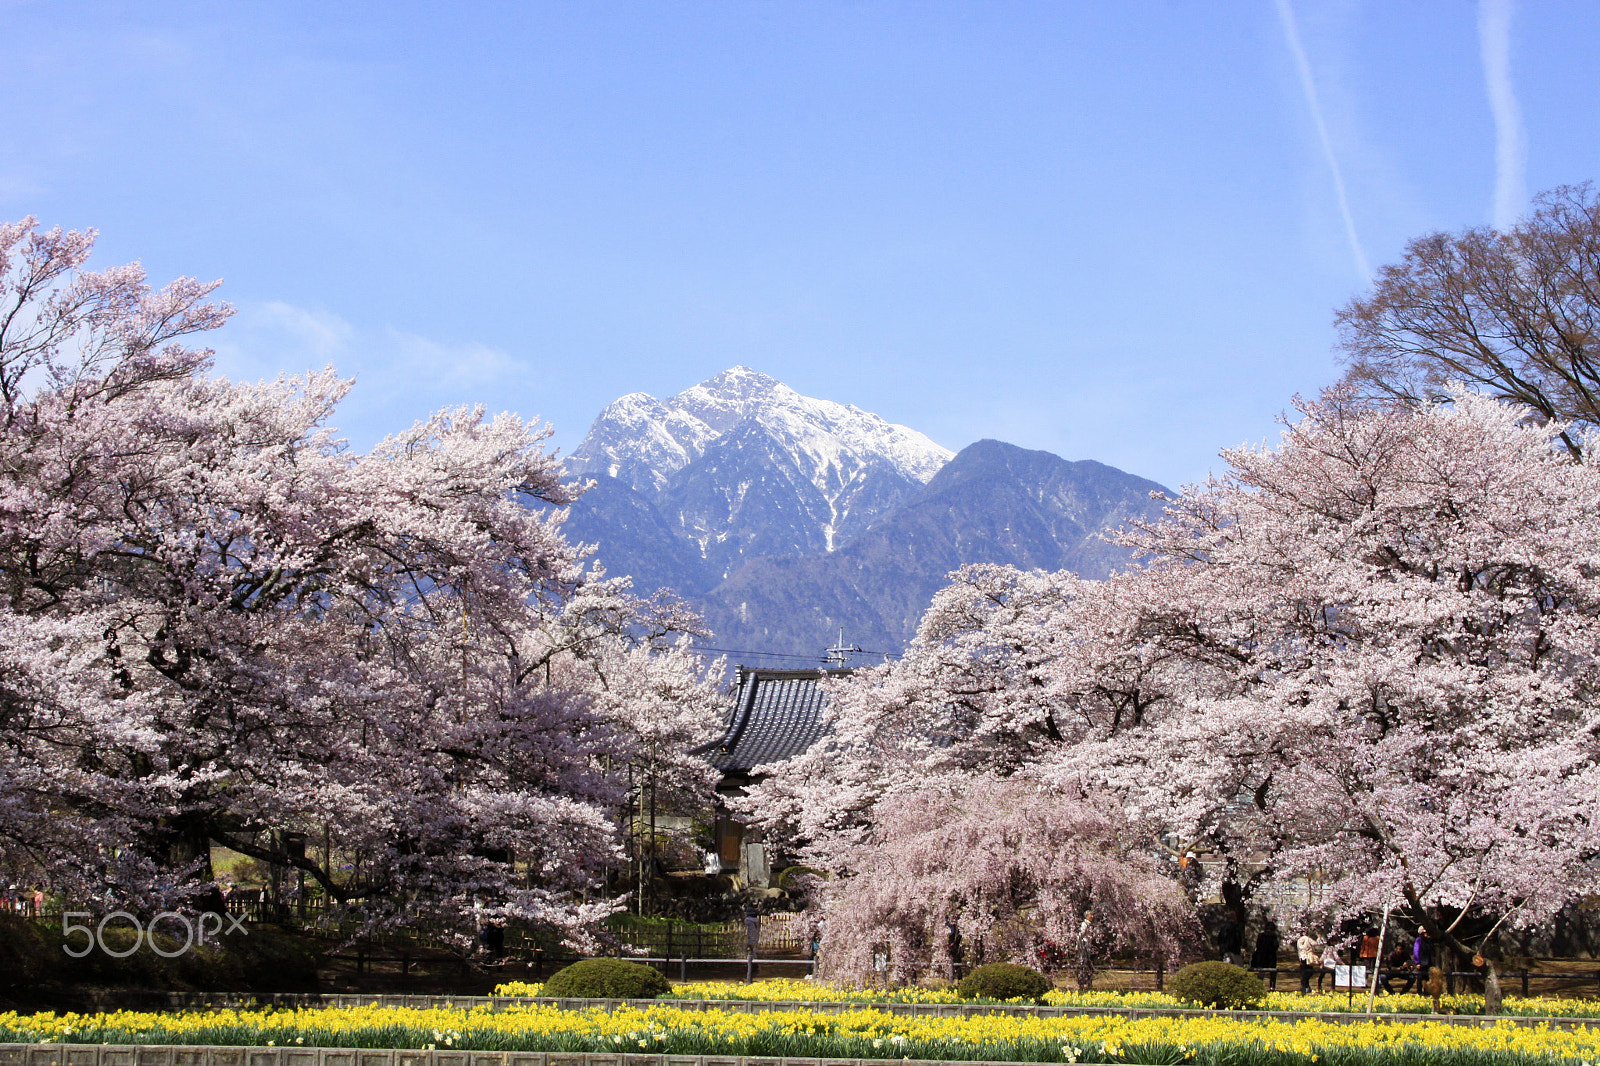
[561,369,1172,658]
[697,438,1171,655]
[571,365,951,493]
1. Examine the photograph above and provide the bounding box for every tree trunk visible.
[1402,883,1504,1016]
[160,817,216,885]
[1483,959,1504,1015]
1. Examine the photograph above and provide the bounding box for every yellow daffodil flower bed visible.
[8,1002,1600,1065]
[494,978,1600,1018]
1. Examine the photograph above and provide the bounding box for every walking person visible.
[1216,909,1244,966]
[1411,929,1433,994]
[744,904,761,979]
[1357,926,1381,982]
[1250,918,1281,988]
[945,918,964,981]
[1074,909,1098,991]
[1296,928,1322,993]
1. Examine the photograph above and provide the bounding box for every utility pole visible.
[646,736,657,918]
[824,628,861,667]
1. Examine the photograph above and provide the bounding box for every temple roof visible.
[695,667,853,773]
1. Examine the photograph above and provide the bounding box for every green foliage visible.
[0,915,318,1005]
[541,958,670,999]
[775,865,818,890]
[1168,960,1268,1009]
[956,962,1052,1003]
[604,913,732,935]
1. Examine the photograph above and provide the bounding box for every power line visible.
[686,644,828,662]
[824,628,862,667]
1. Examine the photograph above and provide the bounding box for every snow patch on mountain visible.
[570,366,953,507]
[570,392,719,494]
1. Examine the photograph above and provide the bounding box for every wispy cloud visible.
[207,299,532,445]
[212,300,523,390]
[1274,0,1371,282]
[206,302,355,390]
[384,328,525,388]
[1479,0,1525,231]
[256,301,355,358]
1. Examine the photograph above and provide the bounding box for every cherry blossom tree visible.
[1096,390,1600,1011]
[577,633,725,909]
[742,567,1202,975]
[755,388,1600,1011]
[736,566,1070,870]
[745,562,1224,897]
[0,217,725,945]
[813,775,1191,987]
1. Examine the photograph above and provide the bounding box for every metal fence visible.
[608,912,805,958]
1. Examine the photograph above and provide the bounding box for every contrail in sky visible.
[1274,0,1371,282]
[1479,0,1526,231]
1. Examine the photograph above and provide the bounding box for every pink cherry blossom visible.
[0,218,725,946]
[749,388,1600,1011]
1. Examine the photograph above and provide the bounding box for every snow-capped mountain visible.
[560,368,1172,660]
[573,365,950,496]
[569,367,953,572]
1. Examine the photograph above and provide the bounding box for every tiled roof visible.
[695,668,853,773]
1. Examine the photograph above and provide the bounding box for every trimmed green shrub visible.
[956,962,1051,1003]
[1168,961,1267,1009]
[541,958,671,999]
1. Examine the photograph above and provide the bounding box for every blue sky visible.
[3,1,1598,491]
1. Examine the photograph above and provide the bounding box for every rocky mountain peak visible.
[559,372,1175,660]
[670,365,788,432]
[570,366,953,499]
